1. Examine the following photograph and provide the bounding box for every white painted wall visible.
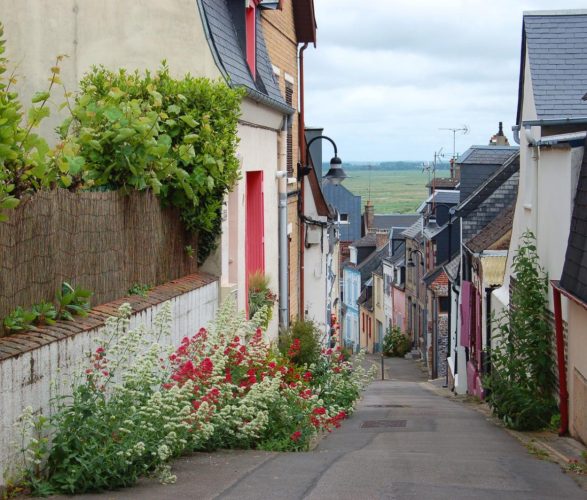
[215,99,283,341]
[0,281,218,488]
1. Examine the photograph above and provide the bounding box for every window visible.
[285,81,294,176]
[339,213,349,224]
[439,296,449,313]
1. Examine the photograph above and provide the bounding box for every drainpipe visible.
[523,125,539,233]
[552,284,569,436]
[298,42,309,319]
[277,117,289,329]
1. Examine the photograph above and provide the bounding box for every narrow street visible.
[55,357,586,500]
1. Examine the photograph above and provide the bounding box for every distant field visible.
[343,170,430,214]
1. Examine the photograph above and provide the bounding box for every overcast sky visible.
[304,1,587,162]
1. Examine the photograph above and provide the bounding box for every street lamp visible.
[300,135,348,185]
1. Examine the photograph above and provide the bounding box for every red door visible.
[246,171,265,296]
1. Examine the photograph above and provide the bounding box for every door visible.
[246,171,265,310]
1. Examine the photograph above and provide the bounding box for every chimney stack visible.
[490,122,510,146]
[365,200,374,232]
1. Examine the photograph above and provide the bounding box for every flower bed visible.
[9,302,375,496]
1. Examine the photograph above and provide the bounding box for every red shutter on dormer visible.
[246,3,256,79]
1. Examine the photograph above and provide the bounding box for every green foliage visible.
[382,326,411,357]
[279,320,322,367]
[484,231,557,430]
[127,283,151,297]
[247,272,276,331]
[66,65,243,262]
[0,24,56,221]
[3,307,37,333]
[2,284,91,335]
[56,282,92,321]
[31,302,58,326]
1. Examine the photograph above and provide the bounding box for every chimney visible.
[489,122,510,146]
[376,231,389,249]
[365,200,374,232]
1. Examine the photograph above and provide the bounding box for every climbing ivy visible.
[484,231,557,430]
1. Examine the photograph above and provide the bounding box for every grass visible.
[343,170,432,214]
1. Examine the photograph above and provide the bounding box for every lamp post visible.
[298,134,347,328]
[300,135,348,185]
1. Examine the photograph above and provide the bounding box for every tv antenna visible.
[440,125,469,160]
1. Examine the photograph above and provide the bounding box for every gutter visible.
[239,85,296,116]
[298,42,309,319]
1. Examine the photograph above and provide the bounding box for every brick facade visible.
[262,6,302,322]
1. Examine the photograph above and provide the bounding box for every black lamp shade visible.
[323,156,347,184]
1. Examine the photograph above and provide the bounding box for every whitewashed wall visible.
[0,280,218,487]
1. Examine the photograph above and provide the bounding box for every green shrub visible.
[66,65,243,263]
[484,231,557,430]
[382,326,411,357]
[279,320,322,367]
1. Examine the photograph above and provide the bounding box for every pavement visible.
[48,356,586,500]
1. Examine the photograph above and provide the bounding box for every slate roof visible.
[457,146,519,202]
[357,244,391,283]
[465,204,515,254]
[373,214,420,231]
[384,242,406,267]
[199,0,292,114]
[443,255,460,282]
[457,152,520,217]
[519,11,587,122]
[417,190,460,213]
[351,233,377,248]
[561,139,587,303]
[427,178,460,190]
[401,219,423,242]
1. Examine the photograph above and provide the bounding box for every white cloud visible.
[304,0,587,160]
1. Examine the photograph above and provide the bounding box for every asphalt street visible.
[50,357,586,500]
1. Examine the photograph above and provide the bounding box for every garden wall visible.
[0,189,199,329]
[0,273,218,487]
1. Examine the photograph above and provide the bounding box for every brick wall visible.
[262,5,303,321]
[261,6,299,181]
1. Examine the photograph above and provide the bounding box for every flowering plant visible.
[12,300,373,494]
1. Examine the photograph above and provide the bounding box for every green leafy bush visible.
[0,23,56,221]
[484,231,557,430]
[65,65,243,263]
[279,320,322,367]
[382,326,411,357]
[3,307,37,334]
[56,282,92,320]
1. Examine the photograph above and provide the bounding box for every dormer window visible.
[245,0,260,78]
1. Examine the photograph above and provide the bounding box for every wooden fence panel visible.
[0,189,198,332]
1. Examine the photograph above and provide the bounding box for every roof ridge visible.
[524,9,587,17]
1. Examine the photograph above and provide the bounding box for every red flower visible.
[312,406,326,415]
[96,347,105,355]
[290,431,302,442]
[303,371,312,381]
